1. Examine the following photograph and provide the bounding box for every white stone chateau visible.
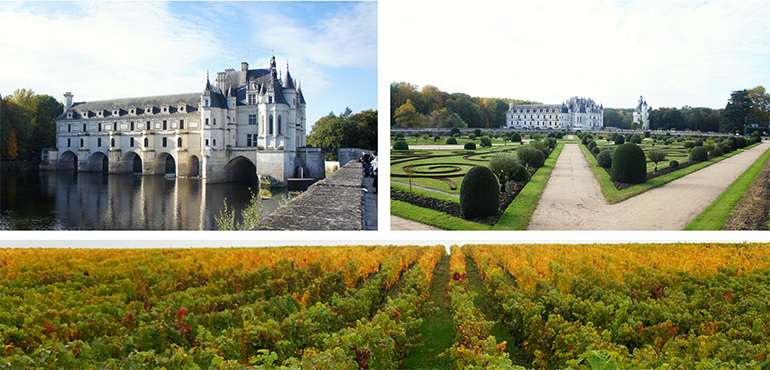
[633,95,650,130]
[506,96,604,130]
[41,56,324,184]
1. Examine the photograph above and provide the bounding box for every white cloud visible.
[0,2,225,101]
[389,0,770,108]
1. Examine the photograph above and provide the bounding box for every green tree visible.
[646,149,667,173]
[394,99,425,127]
[307,108,378,160]
[720,89,751,134]
[747,86,770,122]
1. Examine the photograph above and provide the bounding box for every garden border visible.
[390,143,564,230]
[579,141,761,204]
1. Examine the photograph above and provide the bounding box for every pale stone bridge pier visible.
[253,160,377,230]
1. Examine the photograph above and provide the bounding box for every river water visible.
[0,164,287,230]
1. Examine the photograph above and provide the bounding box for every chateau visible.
[41,56,324,185]
[506,96,604,130]
[633,95,650,130]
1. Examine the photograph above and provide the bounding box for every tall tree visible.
[721,89,751,134]
[308,108,378,160]
[394,99,425,127]
[747,86,770,122]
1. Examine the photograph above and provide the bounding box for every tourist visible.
[361,151,372,176]
[371,151,378,193]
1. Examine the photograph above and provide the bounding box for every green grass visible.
[686,146,770,230]
[403,255,454,369]
[390,143,564,230]
[580,143,754,204]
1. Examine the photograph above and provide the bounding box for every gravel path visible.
[391,215,444,230]
[528,142,770,230]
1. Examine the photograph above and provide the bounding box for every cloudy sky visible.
[0,1,377,129]
[388,0,770,109]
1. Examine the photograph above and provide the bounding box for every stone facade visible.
[41,56,323,185]
[506,96,603,130]
[633,95,650,130]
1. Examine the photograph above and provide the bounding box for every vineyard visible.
[2,244,770,369]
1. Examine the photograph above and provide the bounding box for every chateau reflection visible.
[20,171,283,230]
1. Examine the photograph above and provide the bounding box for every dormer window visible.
[80,111,88,118]
[129,108,136,115]
[178,105,186,112]
[96,110,103,117]
[145,107,152,114]
[67,112,73,119]
[162,106,168,113]
[113,109,119,116]
[205,99,210,107]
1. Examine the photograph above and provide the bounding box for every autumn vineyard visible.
[2,244,770,369]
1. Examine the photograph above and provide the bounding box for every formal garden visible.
[391,129,568,229]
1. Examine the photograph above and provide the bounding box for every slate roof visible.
[61,92,201,119]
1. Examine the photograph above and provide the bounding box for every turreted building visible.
[41,56,324,185]
[506,96,603,130]
[633,95,650,130]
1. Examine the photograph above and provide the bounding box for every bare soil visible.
[723,157,770,230]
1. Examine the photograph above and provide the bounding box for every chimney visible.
[63,92,73,113]
[241,62,248,84]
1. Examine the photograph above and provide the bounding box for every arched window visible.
[269,115,274,135]
[277,115,282,135]
[177,138,182,147]
[144,138,149,147]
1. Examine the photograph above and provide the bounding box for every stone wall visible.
[252,160,367,230]
[337,148,374,167]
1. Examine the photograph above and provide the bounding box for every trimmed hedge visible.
[597,150,613,168]
[511,132,522,142]
[611,143,646,184]
[446,137,458,145]
[393,141,409,150]
[614,135,625,145]
[464,142,476,150]
[689,146,709,161]
[460,166,499,219]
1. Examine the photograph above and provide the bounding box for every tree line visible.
[391,82,538,129]
[307,108,377,160]
[0,89,62,161]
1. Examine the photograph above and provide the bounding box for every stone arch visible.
[58,150,78,171]
[87,151,109,173]
[188,155,200,177]
[153,152,176,175]
[119,151,143,174]
[223,155,257,182]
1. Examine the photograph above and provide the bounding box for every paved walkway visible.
[391,215,443,230]
[528,142,770,230]
[363,176,377,230]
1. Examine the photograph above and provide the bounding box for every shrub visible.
[393,141,409,150]
[711,147,723,157]
[683,141,695,149]
[736,137,748,149]
[396,133,404,140]
[581,135,594,145]
[727,138,737,151]
[450,127,461,136]
[611,143,646,184]
[468,133,476,140]
[434,135,441,142]
[529,149,546,168]
[689,146,709,161]
[460,166,499,219]
[530,140,546,151]
[510,164,529,181]
[446,137,458,145]
[546,137,557,149]
[517,146,537,168]
[694,140,703,147]
[464,142,476,150]
[597,150,613,168]
[719,142,732,154]
[644,131,651,138]
[592,146,601,154]
[555,131,564,139]
[547,132,556,138]
[587,140,597,151]
[646,149,667,172]
[488,154,519,191]
[750,136,761,145]
[531,134,542,141]
[704,143,715,153]
[473,129,482,137]
[480,136,492,147]
[629,134,642,144]
[614,135,625,145]
[511,132,522,142]
[670,160,679,169]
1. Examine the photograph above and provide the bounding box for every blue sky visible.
[0,1,377,130]
[388,0,770,110]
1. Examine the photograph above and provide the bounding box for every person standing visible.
[371,151,378,193]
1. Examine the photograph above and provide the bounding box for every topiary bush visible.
[473,128,482,137]
[711,147,723,157]
[597,150,613,168]
[736,137,748,149]
[670,160,679,169]
[592,146,601,154]
[468,133,476,141]
[517,146,537,167]
[611,143,647,184]
[719,142,732,154]
[446,137,458,145]
[393,141,409,150]
[460,166,499,219]
[629,134,642,144]
[581,135,594,145]
[529,149,546,168]
[434,135,441,142]
[510,164,529,181]
[683,141,695,149]
[587,140,597,151]
[480,136,492,147]
[511,132,522,142]
[396,133,404,140]
[488,153,518,191]
[689,146,708,161]
[614,135,625,145]
[450,127,461,136]
[530,140,546,151]
[694,140,703,147]
[546,137,557,149]
[464,142,476,150]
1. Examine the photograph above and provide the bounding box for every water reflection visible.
[1,168,286,230]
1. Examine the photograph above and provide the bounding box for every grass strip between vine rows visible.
[390,142,564,230]
[686,144,770,230]
[580,142,761,204]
